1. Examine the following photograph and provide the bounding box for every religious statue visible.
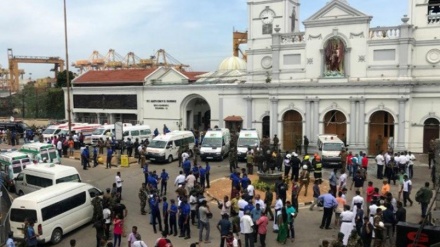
[324,38,345,77]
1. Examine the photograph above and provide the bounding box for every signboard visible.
[395,222,440,247]
[115,122,123,140]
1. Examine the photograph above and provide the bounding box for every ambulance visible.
[200,128,230,161]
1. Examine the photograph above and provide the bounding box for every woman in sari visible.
[276,206,288,244]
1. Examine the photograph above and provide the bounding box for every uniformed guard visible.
[229,149,237,173]
[139,183,148,215]
[178,145,183,167]
[92,193,103,222]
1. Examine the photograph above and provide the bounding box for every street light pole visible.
[63,0,72,134]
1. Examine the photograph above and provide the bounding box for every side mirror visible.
[319,147,322,151]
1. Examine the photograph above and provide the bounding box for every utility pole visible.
[22,91,25,119]
[64,0,72,134]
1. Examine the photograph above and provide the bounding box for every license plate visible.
[207,157,213,159]
[150,158,155,160]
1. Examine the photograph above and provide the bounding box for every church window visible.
[323,37,345,78]
[428,0,440,24]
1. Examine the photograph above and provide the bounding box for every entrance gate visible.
[368,111,395,154]
[282,110,302,152]
[423,118,440,153]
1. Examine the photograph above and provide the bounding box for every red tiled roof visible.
[181,71,206,81]
[73,69,156,84]
[224,115,243,122]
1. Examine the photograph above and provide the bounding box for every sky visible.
[0,0,407,80]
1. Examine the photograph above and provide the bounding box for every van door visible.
[14,173,25,195]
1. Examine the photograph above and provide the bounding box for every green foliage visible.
[254,180,276,192]
[56,70,75,88]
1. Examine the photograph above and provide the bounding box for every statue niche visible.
[324,37,345,77]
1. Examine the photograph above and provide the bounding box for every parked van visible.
[237,129,260,160]
[123,125,152,142]
[14,163,81,196]
[200,128,230,161]
[317,134,345,168]
[19,143,61,164]
[90,123,133,144]
[9,182,103,244]
[0,151,32,191]
[147,130,195,163]
[0,121,31,138]
[57,124,102,145]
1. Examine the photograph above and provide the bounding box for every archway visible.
[323,110,347,144]
[368,111,395,154]
[262,116,270,138]
[185,96,211,131]
[423,118,439,153]
[282,110,302,152]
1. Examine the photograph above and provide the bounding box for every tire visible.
[18,190,24,196]
[51,228,63,244]
[168,155,173,163]
[219,152,224,161]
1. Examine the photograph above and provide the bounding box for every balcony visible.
[280,32,305,44]
[369,26,401,40]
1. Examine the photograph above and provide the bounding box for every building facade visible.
[66,0,440,154]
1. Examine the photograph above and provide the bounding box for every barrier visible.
[120,155,129,167]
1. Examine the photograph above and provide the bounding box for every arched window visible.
[323,37,345,78]
[428,0,440,23]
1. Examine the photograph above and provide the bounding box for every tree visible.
[56,70,75,88]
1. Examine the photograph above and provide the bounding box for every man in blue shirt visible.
[179,196,191,239]
[192,163,200,182]
[183,159,191,177]
[93,145,98,167]
[26,219,39,247]
[230,172,241,191]
[106,147,113,169]
[160,169,169,196]
[81,146,90,170]
[169,199,178,236]
[148,172,158,189]
[318,190,338,229]
[199,165,206,190]
[205,162,211,188]
[162,197,169,234]
[241,174,251,191]
[149,195,163,234]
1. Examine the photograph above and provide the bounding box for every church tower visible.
[247,0,300,50]
[408,0,440,39]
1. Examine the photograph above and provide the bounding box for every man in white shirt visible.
[174,171,186,186]
[247,182,255,199]
[56,140,63,157]
[401,174,413,207]
[273,195,283,231]
[407,151,415,179]
[384,152,391,166]
[220,195,232,216]
[338,171,348,190]
[375,152,385,179]
[189,193,198,225]
[131,233,148,247]
[103,206,112,240]
[115,171,123,198]
[185,172,196,193]
[240,211,255,246]
[238,195,248,230]
[254,194,266,211]
[351,190,364,211]
[182,152,189,162]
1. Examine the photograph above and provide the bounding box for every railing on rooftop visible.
[369,26,401,40]
[280,32,305,44]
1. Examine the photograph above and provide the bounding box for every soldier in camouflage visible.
[229,149,237,173]
[92,193,103,223]
[330,232,344,247]
[139,183,148,215]
[346,229,362,247]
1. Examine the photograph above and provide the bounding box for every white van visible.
[9,182,103,245]
[237,129,260,161]
[19,143,61,164]
[42,123,87,140]
[57,124,102,144]
[317,134,345,168]
[0,151,32,191]
[147,130,195,163]
[123,125,152,142]
[200,128,231,161]
[90,123,133,144]
[14,163,81,196]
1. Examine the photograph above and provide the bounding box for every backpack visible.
[415,189,424,203]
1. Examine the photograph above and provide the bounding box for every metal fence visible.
[0,183,12,246]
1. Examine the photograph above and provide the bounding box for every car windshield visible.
[42,128,56,134]
[149,140,167,149]
[237,138,259,147]
[323,143,343,151]
[201,138,222,147]
[92,128,105,135]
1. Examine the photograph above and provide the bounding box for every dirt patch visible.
[206,174,330,205]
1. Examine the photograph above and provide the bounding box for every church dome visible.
[218,56,247,71]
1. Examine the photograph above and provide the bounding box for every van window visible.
[12,160,23,174]
[27,174,52,188]
[174,139,182,147]
[140,129,151,135]
[323,143,344,151]
[41,191,86,221]
[131,130,139,136]
[149,140,167,149]
[49,151,58,161]
[15,173,24,181]
[56,174,81,183]
[10,209,37,222]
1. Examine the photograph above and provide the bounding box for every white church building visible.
[65,0,440,154]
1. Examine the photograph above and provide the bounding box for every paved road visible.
[1,144,431,246]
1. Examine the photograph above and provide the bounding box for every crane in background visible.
[7,48,64,92]
[233,31,248,61]
[72,48,190,74]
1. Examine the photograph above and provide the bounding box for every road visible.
[2,146,430,246]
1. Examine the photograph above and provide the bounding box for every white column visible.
[97,113,101,124]
[358,99,366,148]
[305,99,311,140]
[349,99,357,146]
[313,99,320,143]
[245,96,253,129]
[397,98,407,150]
[218,97,224,128]
[270,97,279,137]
